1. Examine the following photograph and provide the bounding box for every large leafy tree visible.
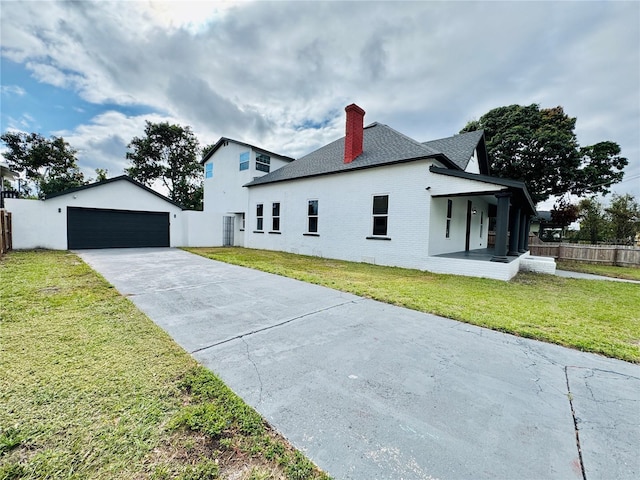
[125,121,203,210]
[461,104,628,204]
[0,132,86,198]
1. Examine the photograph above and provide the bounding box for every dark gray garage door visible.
[67,207,170,249]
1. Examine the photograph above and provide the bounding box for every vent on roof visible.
[344,104,365,163]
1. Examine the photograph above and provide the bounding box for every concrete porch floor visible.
[434,247,522,263]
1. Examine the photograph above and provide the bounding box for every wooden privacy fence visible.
[1,209,12,256]
[487,232,640,266]
[529,242,640,267]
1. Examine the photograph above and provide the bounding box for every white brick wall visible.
[520,255,557,275]
[203,140,292,246]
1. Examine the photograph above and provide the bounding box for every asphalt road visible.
[77,248,640,480]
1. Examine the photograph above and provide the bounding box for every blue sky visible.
[1,0,638,208]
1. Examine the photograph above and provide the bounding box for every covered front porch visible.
[429,167,538,265]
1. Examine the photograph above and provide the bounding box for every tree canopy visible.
[461,104,628,204]
[1,131,86,198]
[125,121,203,210]
[605,194,639,244]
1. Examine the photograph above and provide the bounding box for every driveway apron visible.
[77,248,640,480]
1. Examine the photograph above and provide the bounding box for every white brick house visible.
[202,104,538,280]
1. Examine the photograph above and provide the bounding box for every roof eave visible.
[429,166,536,214]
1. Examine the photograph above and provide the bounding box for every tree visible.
[94,168,108,182]
[605,194,639,245]
[461,104,628,204]
[1,132,86,198]
[576,197,608,244]
[550,196,579,241]
[125,121,203,210]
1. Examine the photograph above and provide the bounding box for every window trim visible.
[307,199,318,234]
[271,202,280,232]
[256,153,270,173]
[446,199,452,239]
[256,203,264,231]
[204,162,213,179]
[371,194,389,237]
[240,151,250,171]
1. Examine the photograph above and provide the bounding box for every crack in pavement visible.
[190,299,361,354]
[242,337,264,405]
[565,366,587,480]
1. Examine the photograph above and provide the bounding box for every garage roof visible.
[44,175,185,209]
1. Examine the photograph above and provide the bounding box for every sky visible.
[1,0,638,209]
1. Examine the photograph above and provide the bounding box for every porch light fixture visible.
[472,208,477,215]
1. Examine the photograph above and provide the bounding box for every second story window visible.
[272,202,280,231]
[204,162,213,179]
[256,204,263,231]
[240,152,249,171]
[256,153,270,172]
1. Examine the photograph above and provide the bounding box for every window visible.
[240,152,249,171]
[256,204,263,231]
[372,195,389,236]
[241,213,245,231]
[272,202,280,231]
[446,199,452,238]
[204,162,213,179]
[308,200,318,233]
[256,153,270,172]
[480,211,484,238]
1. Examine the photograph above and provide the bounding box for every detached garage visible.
[5,176,186,250]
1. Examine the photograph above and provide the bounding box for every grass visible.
[557,260,640,281]
[0,250,330,480]
[185,247,640,363]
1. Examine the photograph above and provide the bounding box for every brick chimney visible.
[344,104,365,163]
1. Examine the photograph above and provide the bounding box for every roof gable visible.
[44,175,185,209]
[245,123,453,187]
[202,137,294,165]
[422,130,490,174]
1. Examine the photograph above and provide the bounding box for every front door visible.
[223,216,234,246]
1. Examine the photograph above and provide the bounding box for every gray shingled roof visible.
[245,123,453,187]
[422,130,485,171]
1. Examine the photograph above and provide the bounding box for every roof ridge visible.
[423,129,484,145]
[374,123,441,156]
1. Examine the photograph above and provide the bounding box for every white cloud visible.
[53,110,183,180]
[0,0,638,203]
[0,85,26,96]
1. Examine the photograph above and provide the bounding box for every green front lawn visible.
[185,247,640,363]
[557,260,640,281]
[0,251,329,480]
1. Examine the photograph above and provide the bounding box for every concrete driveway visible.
[77,248,639,480]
